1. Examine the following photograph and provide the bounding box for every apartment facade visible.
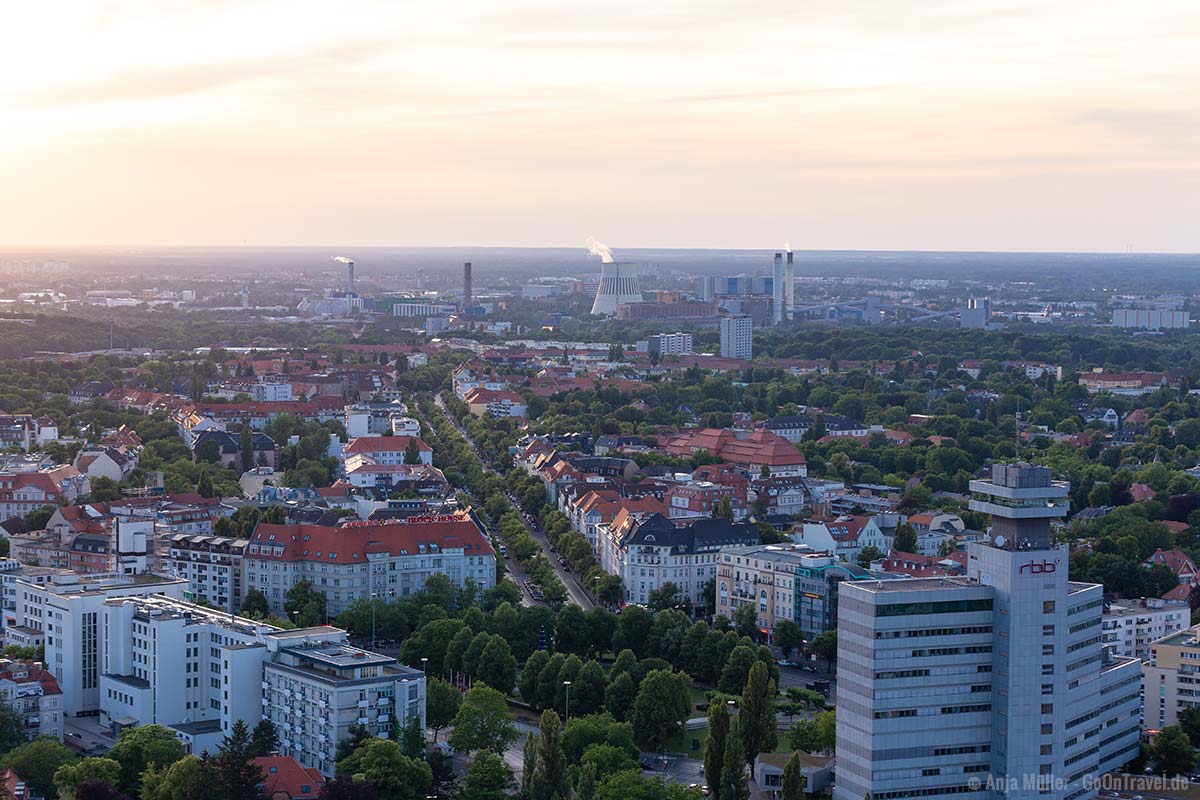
[163,533,250,613]
[0,660,64,741]
[245,512,495,616]
[1101,598,1188,662]
[1142,627,1200,730]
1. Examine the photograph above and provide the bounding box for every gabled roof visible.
[344,436,431,455]
[252,756,325,799]
[248,512,493,564]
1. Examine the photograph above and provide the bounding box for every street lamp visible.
[421,657,428,676]
[562,680,571,726]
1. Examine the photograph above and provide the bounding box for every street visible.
[434,394,593,610]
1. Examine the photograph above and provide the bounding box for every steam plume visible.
[586,236,614,263]
[332,256,353,264]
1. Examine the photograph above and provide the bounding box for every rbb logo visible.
[1019,560,1058,575]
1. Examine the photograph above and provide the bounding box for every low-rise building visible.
[0,659,63,741]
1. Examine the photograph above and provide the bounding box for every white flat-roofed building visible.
[1142,626,1200,730]
[1102,597,1188,661]
[96,595,422,774]
[10,572,187,717]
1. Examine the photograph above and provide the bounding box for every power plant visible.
[591,262,643,316]
[463,262,473,309]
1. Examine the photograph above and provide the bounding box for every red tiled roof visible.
[248,513,493,564]
[252,756,325,799]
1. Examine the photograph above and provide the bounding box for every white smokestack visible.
[586,236,614,263]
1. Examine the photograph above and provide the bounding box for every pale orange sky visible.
[1,1,1197,251]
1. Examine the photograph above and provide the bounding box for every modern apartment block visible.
[98,595,424,774]
[163,533,249,613]
[720,315,753,359]
[835,464,1141,800]
[715,544,870,640]
[1141,626,1200,730]
[1101,597,1188,662]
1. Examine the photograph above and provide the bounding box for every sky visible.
[1,0,1197,252]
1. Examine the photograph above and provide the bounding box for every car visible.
[701,787,711,796]
[67,731,82,739]
[776,659,798,668]
[689,784,699,791]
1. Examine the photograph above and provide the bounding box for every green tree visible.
[239,424,253,473]
[605,672,637,722]
[334,724,371,763]
[720,717,749,800]
[248,719,279,757]
[630,670,690,748]
[477,636,517,696]
[781,753,807,800]
[809,630,837,672]
[426,678,462,742]
[399,716,424,760]
[140,755,215,800]
[854,545,884,568]
[196,472,214,498]
[0,697,27,753]
[773,620,804,660]
[89,476,121,502]
[1177,706,1200,746]
[404,438,423,465]
[458,751,513,800]
[719,644,759,694]
[54,758,122,800]
[892,523,917,554]
[611,606,652,657]
[572,660,607,717]
[317,776,379,800]
[646,582,682,613]
[703,701,729,799]
[574,763,598,800]
[336,739,433,800]
[108,724,186,795]
[213,719,265,800]
[449,684,519,754]
[283,580,327,627]
[732,604,758,640]
[740,661,778,764]
[529,710,567,800]
[520,650,551,705]
[1150,725,1196,777]
[2,737,77,799]
[788,710,836,755]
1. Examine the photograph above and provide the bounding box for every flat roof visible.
[849,576,979,593]
[1155,629,1200,649]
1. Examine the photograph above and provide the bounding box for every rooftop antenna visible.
[1014,396,1020,459]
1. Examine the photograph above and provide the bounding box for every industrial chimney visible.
[772,252,784,324]
[346,259,355,294]
[463,262,473,310]
[785,250,795,320]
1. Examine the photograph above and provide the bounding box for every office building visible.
[720,315,753,359]
[960,297,992,329]
[638,332,693,357]
[835,465,1141,800]
[1111,309,1190,330]
[98,595,424,774]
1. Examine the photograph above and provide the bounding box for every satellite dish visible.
[994,535,1007,548]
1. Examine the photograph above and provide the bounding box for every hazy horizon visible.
[2,1,1197,252]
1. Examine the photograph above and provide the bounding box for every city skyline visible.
[1,0,1197,252]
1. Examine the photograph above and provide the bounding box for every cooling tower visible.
[591,262,642,316]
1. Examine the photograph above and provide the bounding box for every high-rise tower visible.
[463,262,472,309]
[785,250,795,319]
[772,252,784,324]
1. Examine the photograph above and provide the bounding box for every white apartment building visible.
[596,512,759,607]
[1141,626,1200,730]
[0,559,71,644]
[1102,598,1188,662]
[720,315,753,360]
[8,572,187,717]
[97,595,424,774]
[245,513,495,616]
[835,464,1141,800]
[638,332,693,356]
[163,533,249,613]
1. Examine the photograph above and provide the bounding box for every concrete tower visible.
[463,262,473,310]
